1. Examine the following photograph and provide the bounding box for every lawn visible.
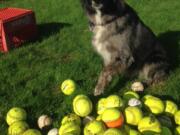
[0,0,180,134]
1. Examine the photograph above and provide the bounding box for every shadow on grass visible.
[37,22,72,41]
[105,76,130,95]
[0,22,72,54]
[158,31,180,69]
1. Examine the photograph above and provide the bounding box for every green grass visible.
[0,0,180,134]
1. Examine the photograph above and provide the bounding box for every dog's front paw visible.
[94,86,104,96]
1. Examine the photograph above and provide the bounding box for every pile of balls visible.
[5,80,180,135]
[59,80,180,135]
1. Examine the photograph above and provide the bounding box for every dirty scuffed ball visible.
[131,82,144,92]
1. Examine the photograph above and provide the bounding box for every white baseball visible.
[128,98,142,107]
[37,115,52,129]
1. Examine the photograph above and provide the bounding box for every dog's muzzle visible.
[92,0,103,9]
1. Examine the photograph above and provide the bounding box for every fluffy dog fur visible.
[81,0,169,96]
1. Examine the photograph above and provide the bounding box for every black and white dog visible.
[81,0,169,96]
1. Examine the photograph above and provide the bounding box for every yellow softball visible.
[61,113,81,125]
[144,96,165,114]
[176,126,180,135]
[6,107,27,125]
[106,95,124,108]
[175,110,180,125]
[73,95,92,117]
[59,122,81,135]
[61,79,76,95]
[165,100,178,116]
[138,116,161,133]
[23,129,42,135]
[104,128,123,135]
[97,98,107,115]
[84,120,106,135]
[125,106,143,126]
[8,121,29,135]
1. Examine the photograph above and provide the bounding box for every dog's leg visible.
[139,62,169,85]
[139,44,169,85]
[94,65,118,96]
[94,54,134,96]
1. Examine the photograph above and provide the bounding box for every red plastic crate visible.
[0,7,38,52]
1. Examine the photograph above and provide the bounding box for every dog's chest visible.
[95,10,102,25]
[93,26,112,65]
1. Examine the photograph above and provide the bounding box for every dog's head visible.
[81,0,125,15]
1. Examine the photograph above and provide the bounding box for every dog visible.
[81,0,169,96]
